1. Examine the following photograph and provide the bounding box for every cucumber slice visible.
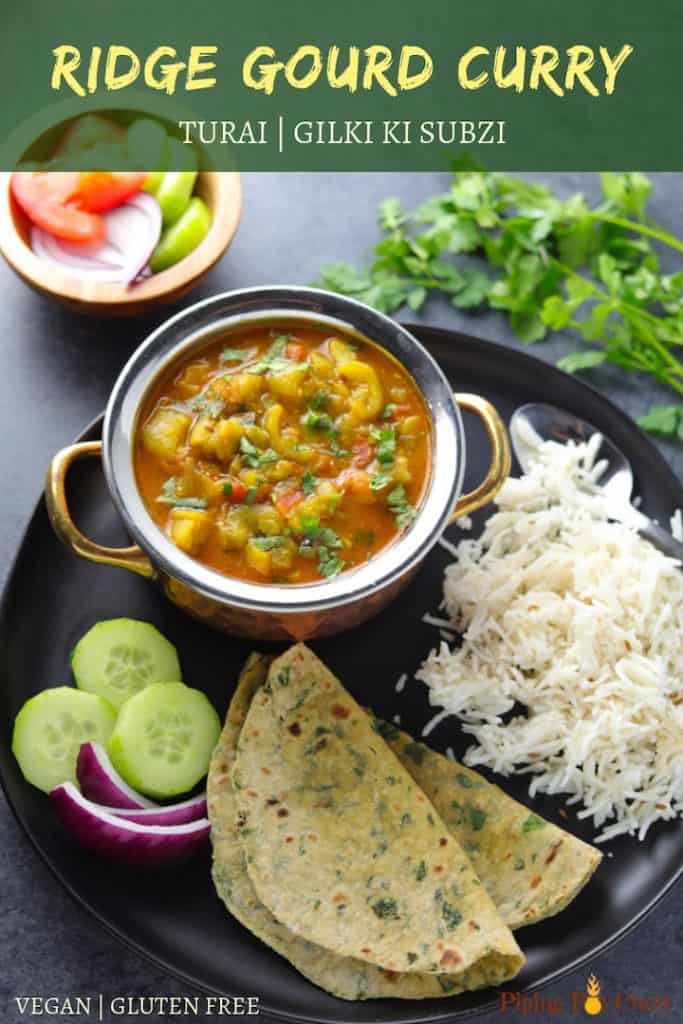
[156,163,198,225]
[142,171,165,194]
[12,687,116,793]
[150,197,211,272]
[107,682,220,798]
[71,619,182,711]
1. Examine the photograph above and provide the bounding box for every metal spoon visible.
[509,402,683,561]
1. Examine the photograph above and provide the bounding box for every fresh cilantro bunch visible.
[315,172,683,438]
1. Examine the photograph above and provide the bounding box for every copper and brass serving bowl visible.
[46,287,511,641]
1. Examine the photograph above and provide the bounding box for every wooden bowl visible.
[0,171,242,316]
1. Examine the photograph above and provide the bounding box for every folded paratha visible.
[234,645,524,977]
[208,652,520,1000]
[377,721,601,930]
[208,645,600,1001]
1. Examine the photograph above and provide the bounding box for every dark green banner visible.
[1,0,681,170]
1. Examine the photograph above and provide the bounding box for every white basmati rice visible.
[417,426,683,843]
[422,612,454,630]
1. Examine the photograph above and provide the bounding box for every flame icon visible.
[584,974,603,1016]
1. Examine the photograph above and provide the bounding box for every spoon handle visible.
[637,520,683,562]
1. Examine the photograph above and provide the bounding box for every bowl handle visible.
[450,394,511,522]
[45,441,154,578]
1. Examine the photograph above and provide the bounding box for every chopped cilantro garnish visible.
[311,390,329,410]
[370,472,393,491]
[156,477,207,509]
[317,546,344,577]
[189,394,225,418]
[300,514,320,533]
[315,527,343,549]
[222,481,233,496]
[245,487,258,506]
[329,439,348,458]
[252,536,285,551]
[239,436,260,464]
[380,403,396,419]
[220,347,246,364]
[247,336,289,375]
[304,410,338,436]
[387,484,416,529]
[239,436,278,468]
[369,425,396,466]
[302,469,318,496]
[297,520,344,578]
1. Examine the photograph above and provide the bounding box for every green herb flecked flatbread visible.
[208,652,521,1000]
[209,646,600,1001]
[231,645,524,981]
[378,721,601,929]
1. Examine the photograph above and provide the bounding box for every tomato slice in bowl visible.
[11,172,105,243]
[74,172,147,213]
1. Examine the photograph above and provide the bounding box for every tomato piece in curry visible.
[134,325,431,584]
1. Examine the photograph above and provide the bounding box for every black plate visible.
[1,326,681,1024]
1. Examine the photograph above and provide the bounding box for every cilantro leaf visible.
[387,484,417,529]
[247,336,289,375]
[220,347,246,364]
[302,470,318,496]
[251,536,285,551]
[297,521,344,578]
[369,425,396,467]
[317,546,345,578]
[637,404,683,439]
[450,269,491,309]
[239,436,278,468]
[370,472,393,491]
[156,478,207,510]
[311,390,328,411]
[305,410,337,434]
[329,439,348,458]
[558,350,607,374]
[314,170,683,442]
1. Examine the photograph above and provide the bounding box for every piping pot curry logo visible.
[500,969,673,1016]
[583,975,604,1016]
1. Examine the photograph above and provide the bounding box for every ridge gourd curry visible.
[134,324,431,583]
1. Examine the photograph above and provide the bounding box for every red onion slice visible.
[30,193,162,287]
[107,793,207,826]
[31,226,126,279]
[103,192,162,286]
[51,782,211,867]
[77,742,158,809]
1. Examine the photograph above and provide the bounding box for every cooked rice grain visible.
[417,429,683,842]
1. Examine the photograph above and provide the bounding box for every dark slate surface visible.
[0,172,680,1024]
